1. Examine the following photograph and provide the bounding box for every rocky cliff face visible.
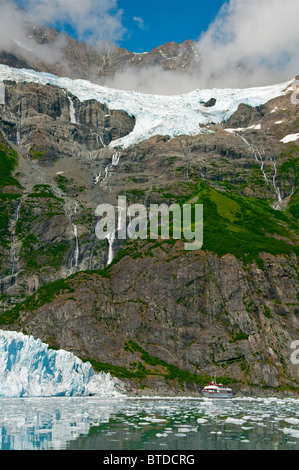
[0,64,298,396]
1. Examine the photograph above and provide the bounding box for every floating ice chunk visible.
[282,428,299,439]
[197,418,208,423]
[285,418,299,425]
[177,427,197,433]
[141,417,168,423]
[225,418,246,425]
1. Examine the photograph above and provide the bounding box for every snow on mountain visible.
[0,330,124,398]
[280,133,299,143]
[0,65,294,148]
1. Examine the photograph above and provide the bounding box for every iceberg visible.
[0,330,124,398]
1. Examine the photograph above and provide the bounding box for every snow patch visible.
[280,133,299,143]
[225,123,261,133]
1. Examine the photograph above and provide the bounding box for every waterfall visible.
[112,151,120,166]
[94,165,110,186]
[106,231,115,266]
[95,153,119,186]
[68,204,80,273]
[17,102,21,145]
[105,205,126,266]
[95,172,101,185]
[99,135,106,148]
[270,156,282,209]
[73,224,79,268]
[13,102,22,145]
[237,133,283,210]
[68,96,76,124]
[238,134,269,184]
[10,200,21,277]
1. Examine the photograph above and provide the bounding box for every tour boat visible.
[202,381,233,398]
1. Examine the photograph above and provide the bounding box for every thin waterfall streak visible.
[106,231,115,266]
[238,134,269,184]
[73,224,79,267]
[10,200,21,277]
[270,157,282,207]
[68,96,76,124]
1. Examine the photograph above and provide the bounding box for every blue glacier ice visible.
[0,330,124,398]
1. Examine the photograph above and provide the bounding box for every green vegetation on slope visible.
[84,340,237,387]
[109,179,299,269]
[0,134,22,190]
[0,278,75,325]
[0,135,22,255]
[196,182,298,267]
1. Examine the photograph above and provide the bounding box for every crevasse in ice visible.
[0,330,124,398]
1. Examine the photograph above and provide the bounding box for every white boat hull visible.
[202,391,233,398]
[202,382,233,398]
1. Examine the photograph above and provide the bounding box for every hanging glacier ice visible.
[0,330,124,398]
[0,65,294,149]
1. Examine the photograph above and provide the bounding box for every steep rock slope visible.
[0,66,298,395]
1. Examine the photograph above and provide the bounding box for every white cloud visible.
[18,0,126,45]
[133,16,145,30]
[195,0,299,87]
[0,0,67,64]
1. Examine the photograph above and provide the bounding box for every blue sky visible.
[117,0,226,52]
[14,0,226,52]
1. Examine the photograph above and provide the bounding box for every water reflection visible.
[0,397,299,450]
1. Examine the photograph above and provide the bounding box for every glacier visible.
[0,330,124,398]
[0,65,294,148]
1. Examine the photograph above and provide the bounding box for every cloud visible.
[0,0,67,64]
[0,0,126,65]
[103,65,201,95]
[21,0,126,45]
[13,0,126,45]
[133,16,145,30]
[195,0,299,87]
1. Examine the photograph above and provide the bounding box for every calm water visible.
[0,396,299,450]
